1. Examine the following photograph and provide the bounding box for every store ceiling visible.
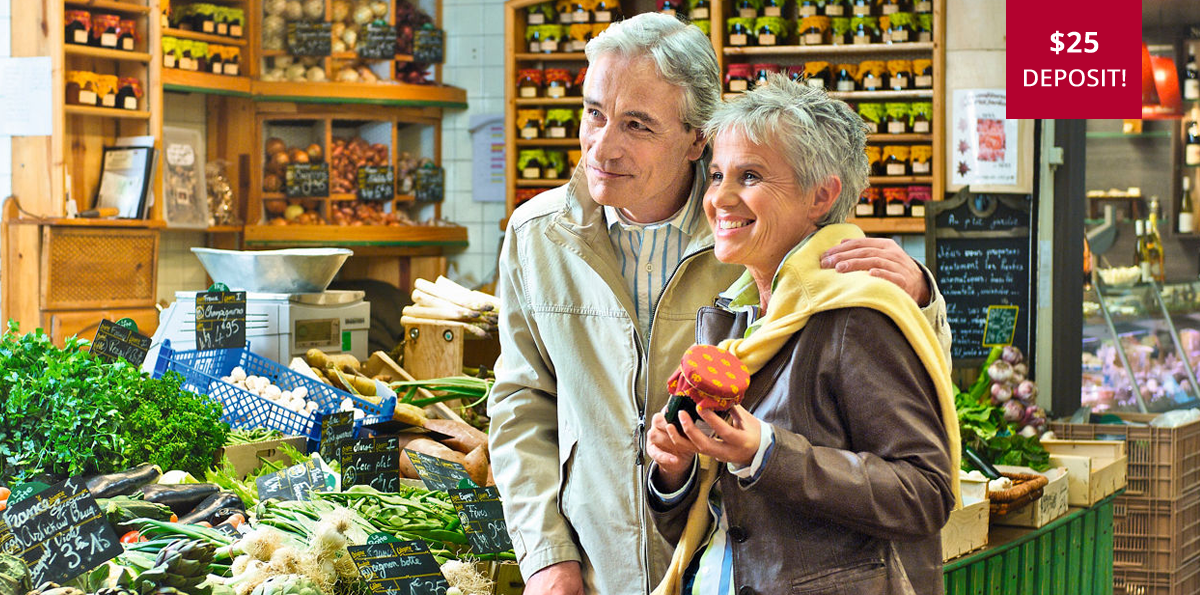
[1144,2,1200,43]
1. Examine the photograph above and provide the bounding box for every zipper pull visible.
[636,416,646,466]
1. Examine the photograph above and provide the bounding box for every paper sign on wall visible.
[951,89,1019,187]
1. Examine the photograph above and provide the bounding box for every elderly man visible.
[489,13,951,595]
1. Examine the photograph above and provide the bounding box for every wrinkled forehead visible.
[583,52,688,123]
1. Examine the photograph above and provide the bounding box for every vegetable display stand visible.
[403,320,466,380]
[152,340,394,450]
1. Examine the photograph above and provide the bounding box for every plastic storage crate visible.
[1049,413,1200,500]
[1116,555,1200,595]
[1114,490,1200,572]
[153,341,394,450]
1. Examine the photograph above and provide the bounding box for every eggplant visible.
[85,464,162,499]
[141,483,221,515]
[177,491,245,525]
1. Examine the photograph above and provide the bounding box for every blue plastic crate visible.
[153,341,395,450]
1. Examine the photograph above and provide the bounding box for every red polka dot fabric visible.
[666,344,751,411]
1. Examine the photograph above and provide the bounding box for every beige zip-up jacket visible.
[489,164,951,595]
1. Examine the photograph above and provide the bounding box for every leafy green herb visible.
[956,390,1050,472]
[119,370,229,478]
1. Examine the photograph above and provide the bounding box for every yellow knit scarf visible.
[653,223,962,595]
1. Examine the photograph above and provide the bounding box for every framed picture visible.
[95,145,154,218]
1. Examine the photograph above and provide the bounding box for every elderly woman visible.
[645,74,961,595]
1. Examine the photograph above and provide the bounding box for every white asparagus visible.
[402,304,481,321]
[422,276,494,312]
[436,275,500,310]
[401,315,490,339]
[412,287,478,317]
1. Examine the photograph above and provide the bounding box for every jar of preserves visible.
[787,64,807,82]
[65,70,98,105]
[884,102,910,134]
[799,16,830,45]
[913,59,933,88]
[526,25,545,52]
[690,0,712,20]
[865,146,883,176]
[884,12,913,43]
[824,0,849,17]
[907,185,930,216]
[178,40,197,71]
[527,2,556,25]
[540,25,566,53]
[727,18,756,46]
[857,103,884,133]
[194,41,210,73]
[736,0,763,19]
[518,69,544,98]
[518,109,546,139]
[191,4,217,34]
[857,186,882,216]
[555,0,574,23]
[116,77,142,110]
[594,0,621,22]
[858,60,886,90]
[804,61,832,89]
[545,150,568,179]
[850,16,880,44]
[222,46,241,75]
[762,0,784,17]
[883,186,909,216]
[546,109,579,139]
[850,0,873,17]
[753,63,782,88]
[227,7,245,37]
[883,145,910,176]
[799,0,821,18]
[909,101,932,133]
[914,0,932,13]
[94,74,119,108]
[545,68,572,98]
[880,0,909,16]
[887,59,912,90]
[162,36,178,69]
[91,13,120,48]
[518,149,547,179]
[757,17,789,46]
[118,19,137,51]
[726,62,755,92]
[830,17,852,44]
[207,44,223,75]
[910,145,932,175]
[834,64,857,92]
[568,23,594,52]
[659,0,686,16]
[916,13,933,41]
[570,0,595,23]
[65,10,91,46]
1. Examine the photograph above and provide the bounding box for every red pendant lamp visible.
[1142,42,1183,119]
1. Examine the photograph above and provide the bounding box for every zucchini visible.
[98,496,173,533]
[85,464,162,499]
[177,492,245,525]
[142,483,220,515]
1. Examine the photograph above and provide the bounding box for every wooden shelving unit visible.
[162,68,252,95]
[64,0,151,14]
[64,104,153,119]
[724,42,934,57]
[65,45,153,62]
[850,215,925,234]
[163,27,247,46]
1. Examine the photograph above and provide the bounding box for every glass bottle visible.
[1133,219,1145,272]
[1144,197,1165,283]
[1187,46,1200,102]
[1180,175,1195,234]
[1187,121,1200,167]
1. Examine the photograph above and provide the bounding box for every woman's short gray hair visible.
[704,74,869,226]
[584,13,720,131]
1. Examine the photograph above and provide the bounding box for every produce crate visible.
[992,466,1070,529]
[1049,413,1200,500]
[153,341,394,450]
[1115,554,1200,595]
[1113,490,1200,573]
[1043,439,1128,506]
[942,496,989,561]
[216,436,309,480]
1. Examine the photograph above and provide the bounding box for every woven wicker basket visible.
[988,472,1050,516]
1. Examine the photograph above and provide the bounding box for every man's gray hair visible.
[584,13,720,131]
[704,74,869,226]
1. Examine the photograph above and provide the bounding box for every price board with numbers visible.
[357,166,395,201]
[347,540,449,595]
[448,487,512,555]
[404,451,471,492]
[2,477,122,585]
[286,163,330,198]
[287,21,332,56]
[91,318,151,366]
[195,291,246,350]
[256,459,328,502]
[414,166,445,203]
[358,23,398,60]
[413,28,445,64]
[319,411,357,463]
[341,436,402,493]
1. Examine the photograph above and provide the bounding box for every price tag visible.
[195,290,246,350]
[287,21,332,56]
[404,450,471,492]
[341,436,402,493]
[2,477,122,585]
[413,28,445,64]
[414,166,445,203]
[286,163,330,198]
[91,318,151,366]
[256,459,328,502]
[357,166,395,201]
[358,23,398,60]
[320,410,357,463]
[347,540,450,595]
[212,522,241,538]
[448,487,512,555]
[982,305,1019,347]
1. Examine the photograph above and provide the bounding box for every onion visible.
[264,0,287,16]
[1014,380,1038,401]
[284,0,304,20]
[332,1,351,21]
[1019,425,1039,438]
[1001,345,1024,364]
[303,0,325,20]
[988,360,1014,384]
[991,382,1012,403]
[1003,399,1024,423]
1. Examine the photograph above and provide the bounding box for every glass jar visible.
[850,16,880,45]
[757,17,789,46]
[540,25,565,53]
[799,16,830,46]
[914,0,932,12]
[753,63,781,88]
[192,4,217,34]
[526,25,545,52]
[227,7,245,37]
[883,145,910,176]
[887,59,912,90]
[916,13,933,42]
[568,23,594,52]
[884,102,910,134]
[859,60,886,90]
[865,146,883,175]
[787,65,807,83]
[91,13,120,48]
[803,61,832,89]
[762,0,784,16]
[910,145,932,175]
[824,0,849,17]
[545,109,579,139]
[907,185,930,217]
[834,64,857,92]
[858,103,884,133]
[594,0,621,22]
[65,11,91,46]
[65,70,98,105]
[527,2,556,25]
[883,186,909,216]
[222,46,241,75]
[690,0,712,20]
[545,150,568,179]
[518,149,547,179]
[799,0,821,17]
[518,109,546,140]
[909,101,932,133]
[659,0,687,17]
[856,187,881,217]
[162,36,178,69]
[207,44,223,75]
[880,0,908,16]
[545,68,572,98]
[726,63,755,93]
[94,74,118,108]
[727,18,756,46]
[829,17,852,44]
[850,0,872,17]
[194,41,210,73]
[116,77,142,111]
[885,12,914,44]
[913,59,933,88]
[570,0,595,23]
[518,69,544,98]
[178,40,196,71]
[118,19,137,51]
[736,0,763,19]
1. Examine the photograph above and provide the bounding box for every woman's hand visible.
[647,411,700,492]
[680,404,762,468]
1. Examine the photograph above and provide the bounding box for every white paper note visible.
[0,57,52,137]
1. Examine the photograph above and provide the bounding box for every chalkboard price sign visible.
[195,290,246,350]
[414,166,445,203]
[448,487,512,555]
[319,411,357,463]
[286,163,330,198]
[347,540,449,595]
[413,28,445,64]
[2,477,122,585]
[91,318,151,366]
[404,450,471,492]
[358,23,398,60]
[357,166,395,201]
[0,517,18,555]
[341,436,401,493]
[256,459,328,502]
[982,305,1019,347]
[287,21,332,56]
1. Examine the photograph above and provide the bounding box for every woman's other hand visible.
[683,404,761,468]
[647,411,700,492]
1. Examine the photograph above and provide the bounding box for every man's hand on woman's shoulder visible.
[820,237,931,306]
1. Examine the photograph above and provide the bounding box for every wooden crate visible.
[942,496,989,561]
[1042,439,1128,506]
[993,466,1070,529]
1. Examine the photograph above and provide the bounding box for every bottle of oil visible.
[1144,197,1166,283]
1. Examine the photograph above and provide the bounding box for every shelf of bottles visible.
[1132,197,1167,284]
[1181,41,1200,236]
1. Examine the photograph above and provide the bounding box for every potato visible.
[462,445,489,487]
[392,403,427,427]
[424,418,488,457]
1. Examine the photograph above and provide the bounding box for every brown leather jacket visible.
[651,305,955,595]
